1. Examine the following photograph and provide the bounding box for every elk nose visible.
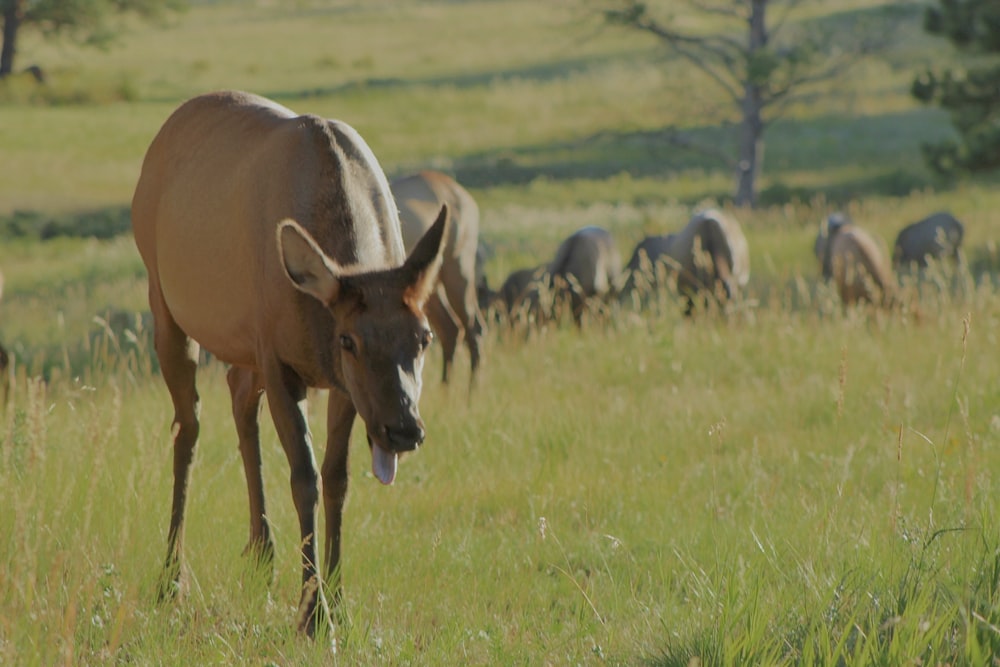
[383,422,425,452]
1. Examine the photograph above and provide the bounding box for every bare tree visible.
[602,0,901,207]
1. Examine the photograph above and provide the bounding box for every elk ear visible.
[277,219,342,305]
[402,204,449,307]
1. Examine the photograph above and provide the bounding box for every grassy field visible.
[4,0,1000,664]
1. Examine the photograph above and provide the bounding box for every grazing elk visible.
[620,233,676,307]
[892,211,965,273]
[815,214,895,308]
[814,212,852,280]
[131,90,448,636]
[489,265,550,327]
[391,171,486,388]
[548,226,622,326]
[622,209,750,314]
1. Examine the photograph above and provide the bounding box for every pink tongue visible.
[372,443,398,485]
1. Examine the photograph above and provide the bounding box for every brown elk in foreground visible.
[131,90,448,636]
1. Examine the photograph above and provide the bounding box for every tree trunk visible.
[1,0,25,78]
[735,89,764,208]
[734,0,769,208]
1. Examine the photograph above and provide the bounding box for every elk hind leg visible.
[150,284,201,601]
[227,366,275,575]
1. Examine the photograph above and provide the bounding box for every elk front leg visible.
[322,389,356,609]
[262,361,328,637]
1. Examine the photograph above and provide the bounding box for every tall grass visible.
[2,283,1000,663]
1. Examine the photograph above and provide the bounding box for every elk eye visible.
[420,329,433,350]
[339,334,356,354]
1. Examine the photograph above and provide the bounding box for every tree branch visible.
[767,0,809,42]
[762,27,884,116]
[761,51,865,123]
[584,125,737,168]
[607,2,746,104]
[680,0,746,20]
[661,127,737,167]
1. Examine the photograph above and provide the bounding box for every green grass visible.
[4,296,1000,664]
[3,0,1000,664]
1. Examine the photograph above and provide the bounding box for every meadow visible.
[3,1,1000,664]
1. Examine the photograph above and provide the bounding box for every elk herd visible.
[473,194,963,341]
[4,91,967,637]
[812,210,964,308]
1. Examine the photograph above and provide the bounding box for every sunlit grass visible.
[3,282,1000,663]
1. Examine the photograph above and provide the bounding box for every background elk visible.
[392,170,486,388]
[547,226,622,326]
[892,211,965,273]
[622,209,750,314]
[815,214,895,307]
